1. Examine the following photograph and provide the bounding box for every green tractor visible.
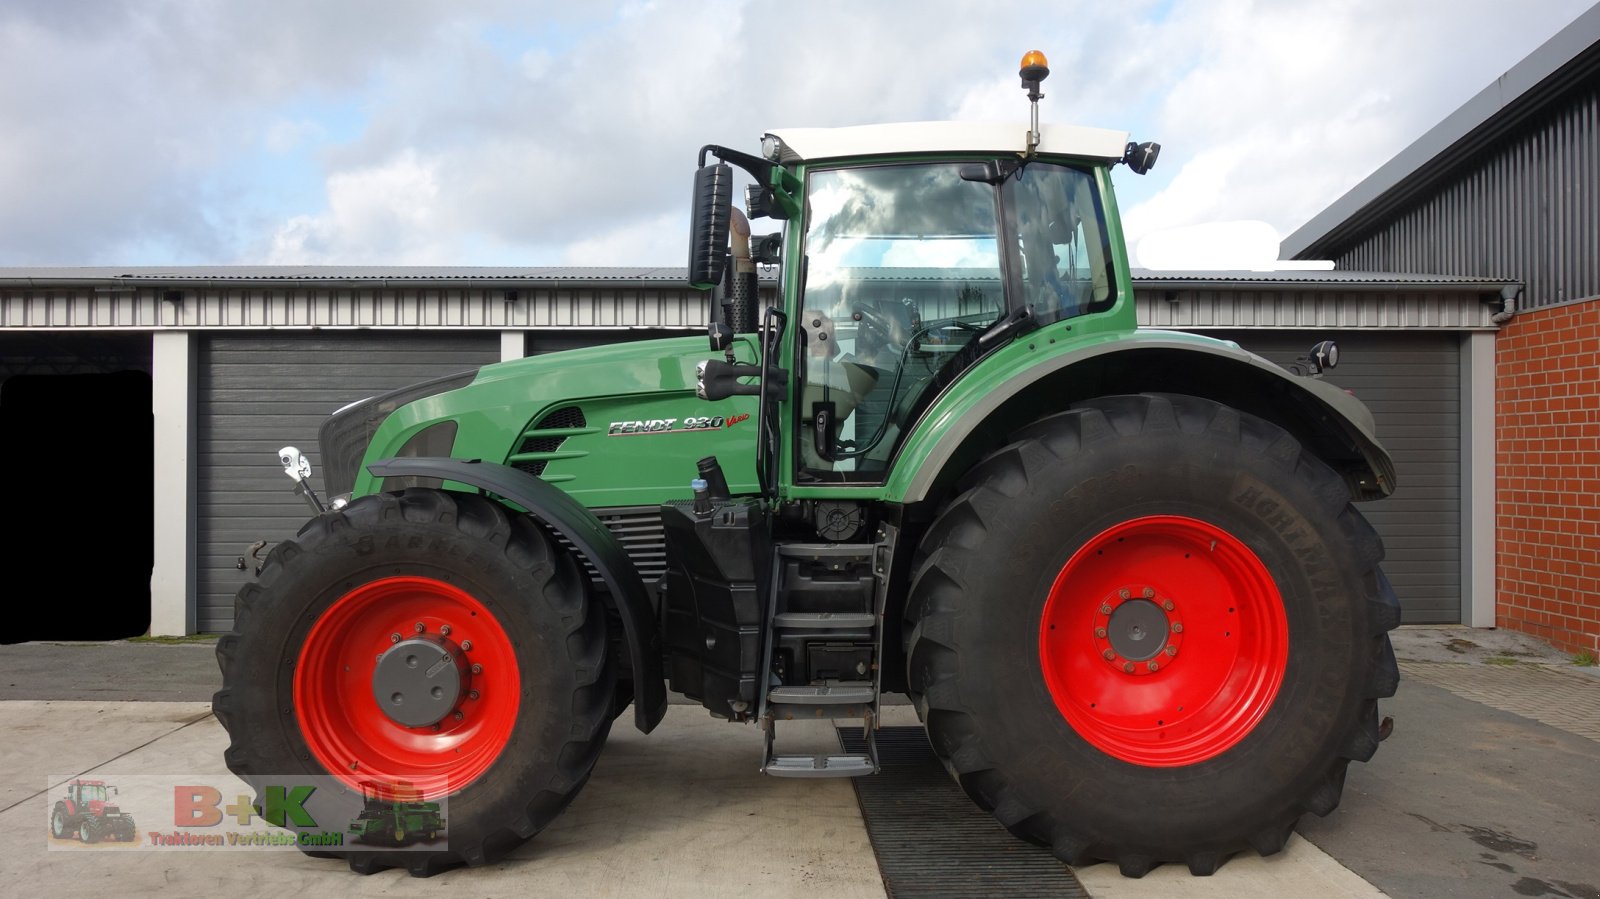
[215,52,1398,879]
[348,780,445,845]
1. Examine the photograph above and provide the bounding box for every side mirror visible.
[687,163,733,290]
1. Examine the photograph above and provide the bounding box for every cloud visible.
[268,151,448,263]
[0,0,1593,266]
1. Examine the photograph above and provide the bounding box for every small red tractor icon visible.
[50,779,137,843]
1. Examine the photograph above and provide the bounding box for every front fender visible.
[366,457,666,734]
[888,329,1395,504]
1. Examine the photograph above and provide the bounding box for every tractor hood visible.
[345,335,762,508]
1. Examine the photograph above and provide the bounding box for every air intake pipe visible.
[724,207,759,334]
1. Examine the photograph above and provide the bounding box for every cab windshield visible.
[795,160,1114,482]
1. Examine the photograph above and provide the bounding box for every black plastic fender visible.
[366,457,667,734]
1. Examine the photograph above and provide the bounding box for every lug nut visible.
[390,633,401,644]
[1142,588,1155,599]
[1163,600,1175,611]
[468,690,480,701]
[440,625,452,636]
[1094,627,1108,638]
[1099,603,1113,615]
[1147,661,1160,672]
[431,724,441,732]
[1123,662,1136,673]
[1165,646,1178,657]
[1172,623,1184,634]
[414,622,426,634]
[1119,589,1131,600]
[1102,649,1116,660]
[460,640,473,651]
[471,663,483,675]
[453,711,464,722]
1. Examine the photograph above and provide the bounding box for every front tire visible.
[214,489,615,877]
[905,394,1399,876]
[50,805,70,840]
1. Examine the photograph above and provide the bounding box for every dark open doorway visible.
[1,334,153,642]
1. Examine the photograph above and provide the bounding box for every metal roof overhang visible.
[0,267,1513,332]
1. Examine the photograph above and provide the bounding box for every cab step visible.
[768,682,875,705]
[764,753,878,779]
[772,611,876,629]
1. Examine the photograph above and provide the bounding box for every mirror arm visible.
[697,144,775,184]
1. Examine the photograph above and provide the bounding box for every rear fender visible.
[366,457,666,734]
[889,331,1395,507]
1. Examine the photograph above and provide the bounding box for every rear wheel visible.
[214,489,614,877]
[905,394,1399,876]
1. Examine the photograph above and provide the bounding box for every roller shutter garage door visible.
[1213,331,1462,624]
[196,333,499,633]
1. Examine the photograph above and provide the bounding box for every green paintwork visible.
[352,335,761,508]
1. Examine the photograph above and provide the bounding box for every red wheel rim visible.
[1039,515,1288,767]
[294,576,519,796]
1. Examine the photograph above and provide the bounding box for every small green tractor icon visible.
[50,779,137,843]
[348,781,445,845]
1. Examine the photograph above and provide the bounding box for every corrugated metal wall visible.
[1330,80,1599,307]
[1222,331,1463,623]
[1,285,712,330]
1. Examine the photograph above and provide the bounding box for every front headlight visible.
[317,370,476,497]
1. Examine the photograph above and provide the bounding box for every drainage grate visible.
[839,726,1087,898]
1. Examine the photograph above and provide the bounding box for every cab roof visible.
[764,121,1129,165]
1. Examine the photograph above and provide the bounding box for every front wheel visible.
[50,805,70,839]
[214,489,615,876]
[905,394,1399,876]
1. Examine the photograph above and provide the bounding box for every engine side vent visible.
[509,405,587,477]
[547,506,668,593]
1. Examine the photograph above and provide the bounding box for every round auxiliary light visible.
[1019,49,1050,83]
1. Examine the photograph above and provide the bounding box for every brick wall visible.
[1496,297,1600,655]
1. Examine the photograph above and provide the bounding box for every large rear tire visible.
[904,394,1399,876]
[214,488,614,877]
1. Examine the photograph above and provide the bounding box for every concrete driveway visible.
[3,628,1597,898]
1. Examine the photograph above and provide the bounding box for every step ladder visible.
[757,542,888,778]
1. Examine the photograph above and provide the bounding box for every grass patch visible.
[1574,650,1598,667]
[1484,655,1519,666]
[127,634,218,645]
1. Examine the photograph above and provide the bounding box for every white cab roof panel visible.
[765,121,1129,164]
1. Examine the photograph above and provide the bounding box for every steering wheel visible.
[852,298,917,365]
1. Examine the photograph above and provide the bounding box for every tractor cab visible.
[68,780,110,809]
[688,51,1159,494]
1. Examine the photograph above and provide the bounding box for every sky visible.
[0,0,1593,269]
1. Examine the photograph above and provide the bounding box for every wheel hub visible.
[372,637,470,727]
[1091,586,1184,676]
[1107,598,1169,661]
